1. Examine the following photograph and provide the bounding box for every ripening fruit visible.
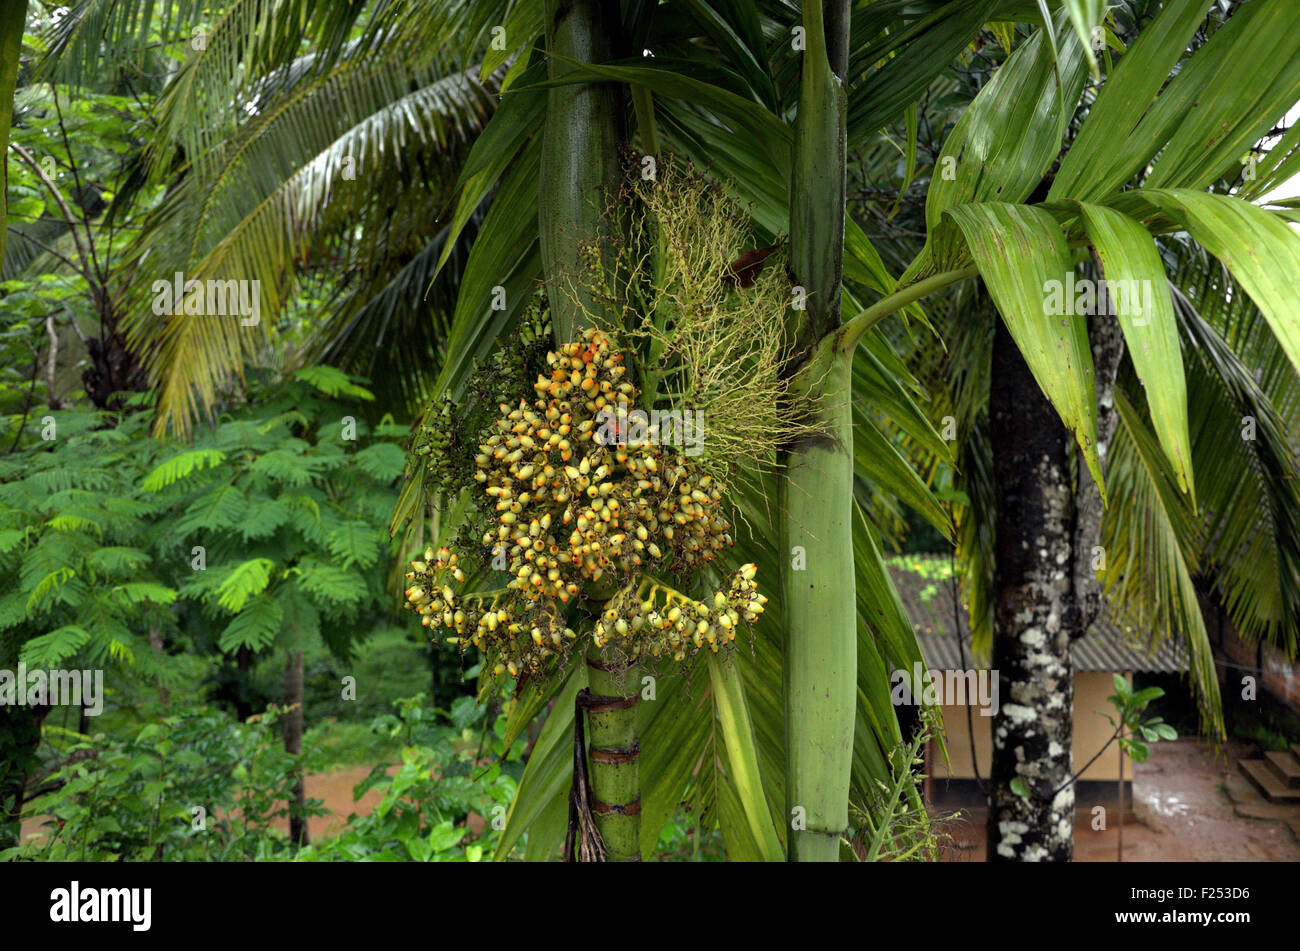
[406,326,758,676]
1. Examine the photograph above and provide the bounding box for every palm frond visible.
[1102,389,1224,736]
[121,57,498,435]
[1166,248,1300,656]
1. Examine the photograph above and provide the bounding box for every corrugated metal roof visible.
[888,556,1188,674]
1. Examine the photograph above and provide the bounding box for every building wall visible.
[1216,621,1299,710]
[929,671,1130,783]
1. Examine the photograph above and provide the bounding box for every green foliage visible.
[12,0,1299,865]
[847,707,945,862]
[141,450,228,492]
[0,372,415,717]
[0,410,177,674]
[7,695,521,862]
[296,696,520,862]
[648,806,726,863]
[1106,674,1177,763]
[2,705,317,862]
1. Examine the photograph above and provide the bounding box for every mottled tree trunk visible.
[1071,309,1124,631]
[987,299,1124,861]
[987,318,1076,861]
[283,649,308,847]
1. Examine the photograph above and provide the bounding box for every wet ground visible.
[935,739,1300,861]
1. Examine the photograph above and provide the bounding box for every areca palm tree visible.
[78,0,966,860]
[33,0,1300,863]
[878,1,1300,859]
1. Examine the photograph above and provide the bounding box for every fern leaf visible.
[250,449,323,486]
[218,594,284,652]
[87,546,152,575]
[0,528,27,554]
[26,568,77,612]
[326,521,381,568]
[141,449,227,492]
[238,498,291,540]
[295,557,366,606]
[0,593,26,630]
[44,514,104,538]
[174,483,247,535]
[352,442,406,482]
[109,583,178,607]
[215,558,276,613]
[20,624,92,667]
[294,366,375,401]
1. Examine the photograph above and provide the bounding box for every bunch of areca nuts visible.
[404,327,766,677]
[593,566,766,662]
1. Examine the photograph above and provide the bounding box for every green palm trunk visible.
[539,0,624,343]
[781,346,855,861]
[782,0,854,862]
[541,0,640,861]
[584,647,641,861]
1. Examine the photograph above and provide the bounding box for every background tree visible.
[0,0,26,264]
[0,368,405,850]
[890,0,1300,859]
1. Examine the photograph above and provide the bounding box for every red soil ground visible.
[935,738,1300,861]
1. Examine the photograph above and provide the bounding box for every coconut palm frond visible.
[183,62,495,268]
[307,211,482,414]
[1102,389,1224,737]
[1165,255,1300,657]
[38,0,204,87]
[121,60,497,435]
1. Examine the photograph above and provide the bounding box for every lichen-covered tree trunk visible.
[987,307,1124,861]
[1072,310,1124,630]
[987,318,1076,861]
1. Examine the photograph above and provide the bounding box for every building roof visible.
[887,555,1189,674]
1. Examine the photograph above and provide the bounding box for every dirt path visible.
[292,764,392,841]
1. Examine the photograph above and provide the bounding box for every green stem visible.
[540,0,624,343]
[782,0,854,863]
[836,265,979,355]
[781,347,856,862]
[584,646,641,861]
